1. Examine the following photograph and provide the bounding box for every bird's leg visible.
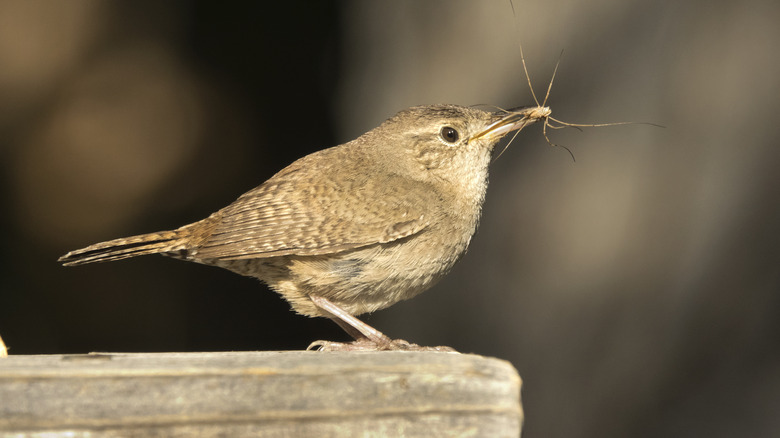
[307,294,392,350]
[324,308,392,346]
[306,294,456,352]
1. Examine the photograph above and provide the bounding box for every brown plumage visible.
[59,104,547,350]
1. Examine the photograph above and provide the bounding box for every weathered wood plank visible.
[0,351,522,437]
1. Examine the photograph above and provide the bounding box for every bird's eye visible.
[440,126,459,144]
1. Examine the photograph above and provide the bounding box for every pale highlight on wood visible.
[0,351,523,437]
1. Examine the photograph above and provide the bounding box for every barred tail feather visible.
[58,231,185,266]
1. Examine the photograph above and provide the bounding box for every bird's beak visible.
[470,106,551,142]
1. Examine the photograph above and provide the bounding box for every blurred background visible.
[1,0,778,436]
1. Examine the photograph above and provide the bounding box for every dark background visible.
[1,1,778,437]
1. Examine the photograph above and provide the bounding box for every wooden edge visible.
[0,350,523,437]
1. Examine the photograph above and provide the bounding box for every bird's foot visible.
[307,338,456,352]
[306,294,457,352]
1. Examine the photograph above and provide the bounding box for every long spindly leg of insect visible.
[493,125,525,162]
[543,119,576,162]
[541,50,564,107]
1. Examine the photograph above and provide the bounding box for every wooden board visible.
[0,351,522,437]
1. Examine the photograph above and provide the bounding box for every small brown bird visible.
[59,104,550,351]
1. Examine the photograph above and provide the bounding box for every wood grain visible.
[0,351,522,437]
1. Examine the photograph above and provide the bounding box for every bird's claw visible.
[307,338,457,352]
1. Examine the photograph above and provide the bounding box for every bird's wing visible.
[192,155,437,260]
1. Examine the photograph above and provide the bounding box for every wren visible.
[59,104,550,351]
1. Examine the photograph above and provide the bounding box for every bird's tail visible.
[58,230,187,266]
